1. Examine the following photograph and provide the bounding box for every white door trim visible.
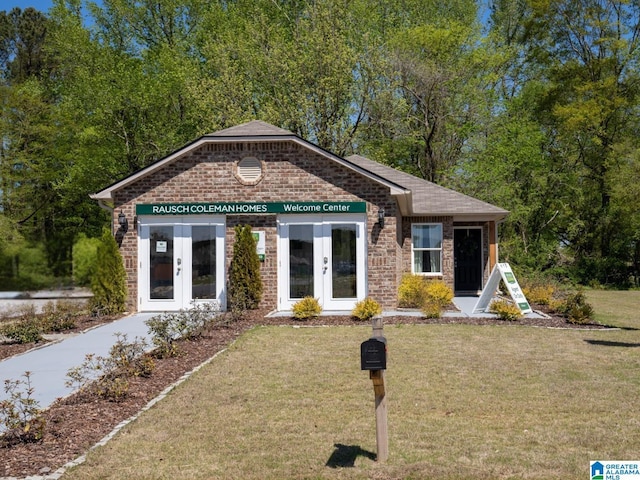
[277,214,367,311]
[138,216,226,311]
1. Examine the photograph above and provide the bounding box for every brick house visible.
[91,120,508,312]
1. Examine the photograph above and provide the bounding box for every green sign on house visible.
[136,201,367,216]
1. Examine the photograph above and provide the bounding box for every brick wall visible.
[400,216,455,288]
[113,140,401,311]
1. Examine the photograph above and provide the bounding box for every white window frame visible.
[411,223,443,276]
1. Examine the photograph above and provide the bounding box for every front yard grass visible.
[63,291,640,479]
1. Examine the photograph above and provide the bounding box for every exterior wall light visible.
[378,207,385,228]
[118,211,129,232]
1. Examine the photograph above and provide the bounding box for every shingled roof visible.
[210,120,294,137]
[91,120,508,221]
[346,154,508,220]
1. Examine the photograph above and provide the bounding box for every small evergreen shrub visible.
[228,225,263,313]
[554,290,595,324]
[66,333,152,401]
[422,300,442,319]
[0,372,45,445]
[489,299,522,321]
[398,274,428,308]
[0,317,42,344]
[292,297,322,320]
[90,228,127,315]
[522,283,554,306]
[40,300,81,332]
[352,297,382,321]
[424,280,454,308]
[145,302,221,358]
[145,312,183,358]
[108,333,154,378]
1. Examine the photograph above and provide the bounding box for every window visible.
[412,224,443,275]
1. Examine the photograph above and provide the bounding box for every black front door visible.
[454,228,482,292]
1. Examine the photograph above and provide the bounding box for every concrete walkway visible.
[0,313,156,410]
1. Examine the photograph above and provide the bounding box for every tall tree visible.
[525,0,640,284]
[356,1,500,184]
[0,7,50,83]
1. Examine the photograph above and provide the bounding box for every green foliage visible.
[0,316,42,344]
[553,290,595,325]
[39,300,83,332]
[72,234,101,287]
[66,333,153,401]
[398,274,429,308]
[0,300,86,344]
[228,225,263,313]
[481,0,640,287]
[90,228,127,315]
[0,0,639,290]
[292,297,322,320]
[145,302,221,358]
[108,333,155,378]
[489,299,522,321]
[0,372,45,445]
[351,297,382,321]
[0,243,56,291]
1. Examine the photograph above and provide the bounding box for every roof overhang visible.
[90,134,411,203]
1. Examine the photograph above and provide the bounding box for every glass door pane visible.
[149,226,174,299]
[192,226,216,299]
[331,224,357,299]
[289,225,314,299]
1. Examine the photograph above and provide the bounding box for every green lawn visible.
[63,291,640,479]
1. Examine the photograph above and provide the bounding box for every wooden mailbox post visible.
[360,316,388,462]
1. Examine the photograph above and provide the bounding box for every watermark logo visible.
[591,461,640,480]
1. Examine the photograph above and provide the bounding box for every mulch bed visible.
[0,309,610,478]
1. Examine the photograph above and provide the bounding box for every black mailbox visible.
[360,337,387,370]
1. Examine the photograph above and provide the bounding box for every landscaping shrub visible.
[146,302,221,358]
[145,312,183,358]
[424,280,454,308]
[351,297,382,321]
[66,333,152,401]
[90,228,127,315]
[521,283,554,306]
[108,333,155,378]
[228,225,263,313]
[489,299,522,321]
[40,300,82,332]
[554,290,595,324]
[422,300,442,319]
[0,317,42,344]
[0,372,45,445]
[292,297,322,320]
[398,274,428,308]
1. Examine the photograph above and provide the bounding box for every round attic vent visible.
[236,156,263,184]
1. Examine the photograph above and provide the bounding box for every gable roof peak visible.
[210,120,294,137]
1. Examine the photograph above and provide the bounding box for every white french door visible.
[138,217,225,311]
[278,214,366,311]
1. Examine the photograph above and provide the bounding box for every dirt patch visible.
[0,310,610,478]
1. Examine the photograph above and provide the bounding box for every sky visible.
[4,0,54,12]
